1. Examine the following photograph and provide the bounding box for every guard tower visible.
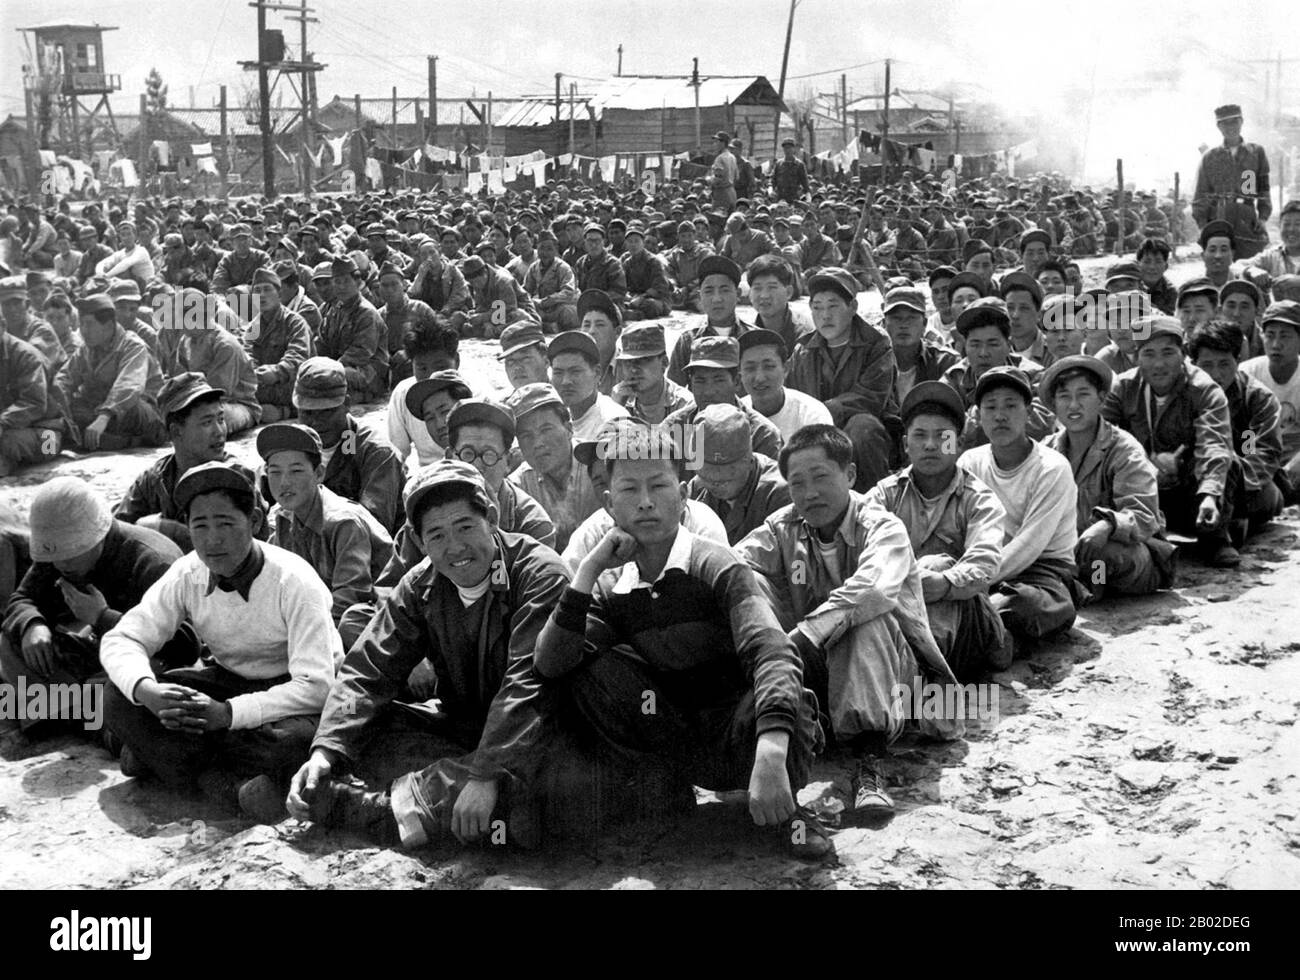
[19,22,122,156]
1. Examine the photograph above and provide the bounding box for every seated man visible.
[0,479,184,736]
[1136,237,1178,315]
[408,241,472,327]
[959,367,1079,648]
[1,275,67,379]
[243,267,313,423]
[1042,356,1175,600]
[506,383,602,552]
[316,255,388,403]
[388,319,461,471]
[687,403,791,545]
[865,382,1008,681]
[576,289,622,396]
[1175,277,1220,334]
[101,462,340,823]
[535,420,832,858]
[259,423,394,651]
[0,326,60,477]
[377,262,438,386]
[611,323,692,425]
[1102,318,1240,567]
[1095,290,1152,376]
[546,330,627,442]
[785,268,899,490]
[663,220,716,312]
[51,294,166,453]
[1241,301,1300,503]
[736,425,963,817]
[748,254,814,353]
[881,285,960,407]
[497,320,551,391]
[665,336,783,459]
[115,373,260,552]
[738,328,831,444]
[523,231,579,333]
[286,461,570,850]
[1217,279,1266,361]
[667,255,753,385]
[461,255,534,340]
[573,223,628,309]
[620,222,672,321]
[999,272,1049,367]
[158,293,262,436]
[293,357,405,535]
[1188,321,1285,539]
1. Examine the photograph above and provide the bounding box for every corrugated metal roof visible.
[494,98,592,128]
[588,75,781,111]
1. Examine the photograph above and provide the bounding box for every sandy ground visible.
[2,253,1298,889]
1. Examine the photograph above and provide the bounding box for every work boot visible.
[118,745,150,779]
[237,774,288,825]
[850,756,895,816]
[1208,542,1241,568]
[780,805,836,861]
[196,768,243,811]
[306,779,400,846]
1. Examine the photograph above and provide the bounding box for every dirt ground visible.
[2,253,1298,890]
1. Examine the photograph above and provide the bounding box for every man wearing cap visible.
[73,225,112,285]
[158,232,200,287]
[736,424,963,817]
[115,372,259,551]
[315,254,388,402]
[101,461,340,823]
[942,297,1046,411]
[52,230,82,281]
[1128,238,1175,315]
[243,267,314,422]
[258,423,394,649]
[94,221,155,290]
[1,276,66,380]
[496,320,551,391]
[294,356,405,535]
[1101,317,1240,567]
[1217,279,1266,360]
[709,132,740,213]
[999,271,1049,367]
[665,335,782,459]
[507,382,602,551]
[865,382,1009,679]
[1192,105,1271,260]
[959,366,1079,645]
[191,220,226,283]
[620,223,672,321]
[666,254,752,386]
[687,403,791,545]
[210,224,271,292]
[104,277,160,358]
[1250,199,1300,279]
[404,241,468,323]
[18,203,57,270]
[1188,321,1285,540]
[784,267,898,491]
[402,367,472,468]
[523,231,579,332]
[375,262,438,386]
[287,459,571,850]
[1243,301,1300,501]
[718,212,775,273]
[1096,290,1151,376]
[796,211,838,278]
[52,294,166,453]
[573,223,628,310]
[1,313,60,477]
[364,223,411,276]
[546,330,628,443]
[663,220,715,312]
[882,285,960,407]
[159,292,262,435]
[1041,356,1174,600]
[772,138,809,204]
[575,288,623,396]
[1175,276,1220,335]
[1,478,185,734]
[612,323,692,425]
[459,254,532,340]
[1014,229,1052,280]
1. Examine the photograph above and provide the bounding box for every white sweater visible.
[100,543,341,730]
[959,441,1078,583]
[387,375,444,471]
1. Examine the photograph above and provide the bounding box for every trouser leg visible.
[926,594,1007,683]
[820,614,920,745]
[995,559,1077,640]
[1081,538,1162,598]
[843,412,893,492]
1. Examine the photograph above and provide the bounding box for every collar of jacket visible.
[415,530,512,600]
[892,464,969,504]
[790,490,860,547]
[283,483,328,534]
[800,314,874,352]
[1049,417,1118,473]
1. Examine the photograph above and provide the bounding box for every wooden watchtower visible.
[18,22,122,156]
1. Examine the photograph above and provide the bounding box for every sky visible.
[3,0,1293,185]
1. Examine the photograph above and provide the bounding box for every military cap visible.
[0,276,27,301]
[677,220,696,234]
[1262,300,1300,331]
[311,260,334,281]
[547,330,601,364]
[698,254,743,286]
[1176,276,1220,304]
[882,286,927,316]
[1281,200,1300,218]
[608,218,627,232]
[686,335,740,371]
[696,403,752,465]
[947,271,990,298]
[1040,292,1084,333]
[330,254,359,277]
[1213,104,1242,121]
[616,323,667,360]
[999,271,1043,307]
[1198,220,1236,250]
[504,382,568,423]
[973,365,1033,405]
[158,372,225,418]
[76,224,98,239]
[781,137,797,148]
[403,459,494,527]
[1273,275,1300,301]
[256,422,324,462]
[1104,260,1142,286]
[108,278,142,303]
[806,267,860,303]
[297,224,319,239]
[174,461,255,515]
[928,265,958,286]
[900,380,967,429]
[230,223,252,238]
[251,267,281,289]
[963,240,994,262]
[737,327,788,361]
[377,261,406,280]
[576,288,622,327]
[535,230,558,245]
[1132,315,1185,348]
[1039,355,1113,402]
[76,294,115,316]
[1219,278,1262,308]
[956,296,1012,337]
[496,320,548,360]
[161,232,185,250]
[574,418,627,468]
[714,131,732,143]
[272,260,299,283]
[405,370,473,419]
[460,255,487,279]
[623,221,647,238]
[293,356,349,409]
[447,397,516,445]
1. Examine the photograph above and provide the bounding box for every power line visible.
[787,59,888,81]
[196,0,234,86]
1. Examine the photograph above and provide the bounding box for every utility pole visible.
[285,0,320,197]
[773,0,798,158]
[617,44,623,77]
[881,59,892,184]
[840,73,848,147]
[692,57,701,154]
[219,84,229,197]
[428,56,438,142]
[392,86,398,147]
[138,93,148,200]
[555,73,562,159]
[486,90,493,156]
[568,82,576,157]
[255,0,275,197]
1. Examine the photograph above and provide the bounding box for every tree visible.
[145,67,168,117]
